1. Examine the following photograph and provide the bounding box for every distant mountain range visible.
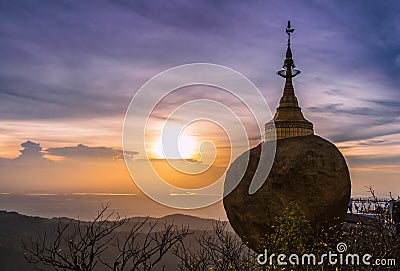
[0,210,231,271]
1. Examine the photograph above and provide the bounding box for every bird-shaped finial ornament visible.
[286,20,294,34]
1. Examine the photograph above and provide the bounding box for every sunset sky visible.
[0,1,399,218]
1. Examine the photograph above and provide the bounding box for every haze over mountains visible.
[0,193,228,221]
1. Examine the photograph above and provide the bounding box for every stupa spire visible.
[265,20,314,141]
[280,20,298,74]
[277,20,301,109]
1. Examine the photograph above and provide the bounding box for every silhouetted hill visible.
[117,213,232,233]
[0,211,228,271]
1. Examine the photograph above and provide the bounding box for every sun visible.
[177,133,197,159]
[152,132,197,159]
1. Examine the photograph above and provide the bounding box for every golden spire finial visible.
[278,20,300,78]
[286,20,294,46]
